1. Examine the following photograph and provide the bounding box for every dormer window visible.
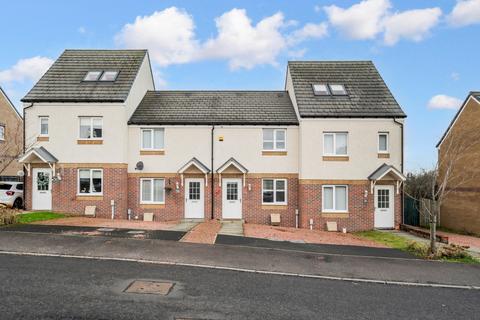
[312,84,330,96]
[83,71,102,81]
[100,71,119,82]
[329,84,347,95]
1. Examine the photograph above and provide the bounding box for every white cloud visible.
[448,0,480,27]
[428,94,463,110]
[0,56,53,84]
[324,0,391,40]
[200,9,287,70]
[383,8,442,46]
[287,22,328,45]
[115,7,198,66]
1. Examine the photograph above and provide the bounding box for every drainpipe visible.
[211,124,215,220]
[394,118,405,225]
[23,104,32,210]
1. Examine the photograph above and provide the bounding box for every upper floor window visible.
[378,132,389,153]
[312,84,330,96]
[312,84,347,96]
[78,169,103,195]
[39,117,49,136]
[83,71,102,81]
[323,132,348,156]
[329,84,347,95]
[79,117,102,139]
[323,185,348,213]
[100,71,119,82]
[262,179,287,204]
[0,125,4,141]
[263,128,286,151]
[141,128,164,150]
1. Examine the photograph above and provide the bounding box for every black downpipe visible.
[211,125,215,220]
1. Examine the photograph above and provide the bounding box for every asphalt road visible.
[0,254,478,320]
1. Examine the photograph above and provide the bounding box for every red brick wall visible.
[299,181,401,232]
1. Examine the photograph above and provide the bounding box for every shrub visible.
[406,241,429,257]
[0,206,19,226]
[438,244,471,260]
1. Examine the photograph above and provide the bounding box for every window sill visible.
[77,139,103,145]
[321,212,349,218]
[262,151,287,156]
[140,203,165,209]
[322,156,349,161]
[140,150,165,155]
[262,204,288,210]
[378,153,390,159]
[37,136,49,142]
[76,195,103,201]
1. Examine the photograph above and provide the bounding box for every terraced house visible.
[19,49,406,231]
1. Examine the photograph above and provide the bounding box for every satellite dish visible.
[135,161,144,170]
[17,170,25,177]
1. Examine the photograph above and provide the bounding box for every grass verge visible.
[355,230,479,264]
[17,212,65,224]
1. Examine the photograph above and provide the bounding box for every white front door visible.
[374,185,394,229]
[222,178,242,219]
[185,178,204,219]
[32,168,52,210]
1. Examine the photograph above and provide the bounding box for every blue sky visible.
[1,0,479,171]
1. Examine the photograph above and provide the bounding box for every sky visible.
[1,0,479,172]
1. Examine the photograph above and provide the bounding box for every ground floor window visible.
[262,179,287,204]
[322,185,348,212]
[140,178,165,203]
[78,169,103,194]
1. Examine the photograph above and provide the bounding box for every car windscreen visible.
[0,184,12,190]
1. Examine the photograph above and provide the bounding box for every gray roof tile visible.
[22,50,147,103]
[288,61,406,118]
[128,91,299,125]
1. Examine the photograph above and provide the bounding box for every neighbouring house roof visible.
[368,163,406,181]
[216,157,248,174]
[178,157,211,174]
[287,61,406,118]
[0,87,22,120]
[22,50,148,103]
[19,146,58,164]
[436,92,480,148]
[128,91,299,125]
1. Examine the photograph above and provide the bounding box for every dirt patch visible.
[180,220,221,244]
[244,224,387,248]
[33,217,178,231]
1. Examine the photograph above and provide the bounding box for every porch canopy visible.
[368,163,406,194]
[177,157,210,186]
[216,157,248,187]
[18,146,58,175]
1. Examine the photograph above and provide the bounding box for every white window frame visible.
[323,132,348,156]
[140,178,165,204]
[140,128,165,151]
[322,185,348,213]
[312,84,330,96]
[39,116,49,137]
[262,178,287,205]
[83,71,102,82]
[328,84,347,95]
[79,117,103,140]
[378,132,389,153]
[0,124,5,141]
[99,70,119,82]
[77,169,103,195]
[262,128,287,151]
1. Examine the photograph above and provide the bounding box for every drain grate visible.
[124,280,174,296]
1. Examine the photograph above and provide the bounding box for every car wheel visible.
[13,198,23,209]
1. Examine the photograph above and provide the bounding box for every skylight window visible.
[83,71,102,81]
[100,71,119,82]
[329,84,347,95]
[312,84,330,96]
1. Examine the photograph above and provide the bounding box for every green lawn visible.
[17,212,65,224]
[355,230,479,264]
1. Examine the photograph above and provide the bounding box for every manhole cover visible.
[97,228,115,232]
[124,280,174,296]
[127,230,145,234]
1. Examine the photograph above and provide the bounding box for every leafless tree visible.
[406,129,480,254]
[0,124,23,176]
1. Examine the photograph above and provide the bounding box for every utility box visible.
[143,212,154,222]
[84,206,96,217]
[326,221,338,232]
[270,213,281,226]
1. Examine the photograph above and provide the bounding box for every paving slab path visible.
[218,220,244,236]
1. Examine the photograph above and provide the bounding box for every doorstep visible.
[218,220,244,236]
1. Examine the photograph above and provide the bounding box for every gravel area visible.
[34,217,178,230]
[244,224,387,248]
[181,219,222,244]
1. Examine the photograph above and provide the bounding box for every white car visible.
[0,182,24,209]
